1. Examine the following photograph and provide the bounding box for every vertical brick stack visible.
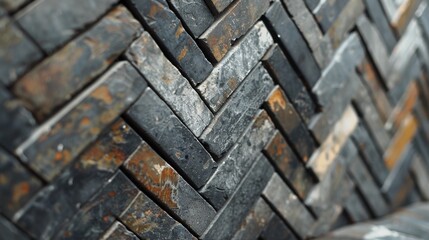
[1,0,429,239]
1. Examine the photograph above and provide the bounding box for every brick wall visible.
[1,0,429,239]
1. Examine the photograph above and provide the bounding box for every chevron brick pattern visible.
[1,0,429,239]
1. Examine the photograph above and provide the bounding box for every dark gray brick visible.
[123,141,215,236]
[344,191,371,222]
[411,153,429,200]
[125,88,216,189]
[13,6,142,120]
[0,148,41,218]
[127,0,212,85]
[231,198,274,240]
[16,62,146,181]
[17,0,118,52]
[312,0,348,32]
[199,110,275,210]
[0,17,43,85]
[14,119,141,240]
[168,0,214,37]
[259,215,297,240]
[304,0,319,11]
[205,0,234,13]
[120,192,194,240]
[54,171,140,239]
[197,21,273,112]
[265,1,320,87]
[201,154,274,240]
[262,44,317,123]
[262,173,315,238]
[126,32,212,137]
[199,0,271,61]
[199,63,274,158]
[0,215,30,240]
[348,155,389,217]
[101,221,139,240]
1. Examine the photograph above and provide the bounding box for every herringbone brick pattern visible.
[1,0,429,239]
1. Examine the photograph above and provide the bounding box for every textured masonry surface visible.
[2,0,429,239]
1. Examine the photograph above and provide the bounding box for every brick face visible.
[1,0,429,239]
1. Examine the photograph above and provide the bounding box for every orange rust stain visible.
[177,47,188,62]
[108,191,116,197]
[385,115,418,170]
[227,78,238,90]
[91,85,113,104]
[392,82,418,129]
[149,3,162,17]
[267,88,286,111]
[124,144,179,208]
[12,182,30,203]
[175,25,185,39]
[0,174,8,185]
[80,117,91,127]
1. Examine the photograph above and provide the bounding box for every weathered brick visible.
[0,215,30,240]
[348,155,389,217]
[200,0,271,61]
[199,110,275,209]
[0,86,36,152]
[101,221,139,240]
[123,141,215,236]
[266,86,316,162]
[16,62,146,181]
[384,115,418,170]
[259,215,297,240]
[265,1,320,87]
[262,44,317,123]
[17,0,118,52]
[389,53,420,104]
[205,0,234,13]
[231,198,274,240]
[201,154,274,240]
[168,0,214,37]
[312,33,364,108]
[304,0,319,11]
[351,123,388,187]
[262,173,315,238]
[0,17,43,86]
[391,0,422,36]
[282,0,333,68]
[127,0,212,85]
[197,21,272,112]
[364,0,397,52]
[312,0,348,32]
[13,7,142,120]
[199,63,274,157]
[264,131,317,200]
[327,0,364,49]
[309,206,343,237]
[411,153,429,200]
[120,192,194,240]
[14,119,141,240]
[0,0,29,12]
[54,171,140,239]
[0,148,41,218]
[356,16,390,80]
[344,191,371,222]
[125,88,216,189]
[126,32,212,136]
[309,71,360,143]
[307,105,358,180]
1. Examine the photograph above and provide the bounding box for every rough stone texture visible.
[204,0,234,13]
[266,86,316,162]
[197,21,273,112]
[259,215,297,240]
[169,0,214,37]
[13,6,143,120]
[262,173,315,238]
[200,110,275,210]
[201,155,274,240]
[14,119,141,240]
[231,198,274,240]
[119,192,194,240]
[0,148,41,218]
[199,63,274,158]
[0,17,43,86]
[17,0,118,53]
[126,32,212,136]
[16,62,146,181]
[127,0,212,85]
[344,191,371,222]
[264,131,317,200]
[313,0,348,33]
[101,221,140,240]
[125,88,216,189]
[123,141,215,236]
[199,0,270,61]
[0,215,30,240]
[265,0,320,87]
[262,44,317,123]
